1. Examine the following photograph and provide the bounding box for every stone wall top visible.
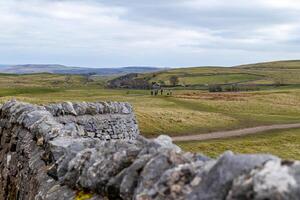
[0,100,139,142]
[45,101,133,116]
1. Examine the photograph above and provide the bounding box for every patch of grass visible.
[178,73,262,85]
[0,87,64,97]
[176,128,300,160]
[237,60,300,69]
[75,191,94,200]
[136,106,237,137]
[0,73,106,88]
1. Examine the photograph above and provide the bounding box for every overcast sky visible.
[1,0,300,68]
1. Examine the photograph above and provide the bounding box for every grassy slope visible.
[176,128,300,160]
[1,73,109,86]
[237,60,300,69]
[139,60,300,86]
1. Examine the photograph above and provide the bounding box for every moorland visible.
[1,60,300,159]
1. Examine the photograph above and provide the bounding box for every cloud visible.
[0,0,300,67]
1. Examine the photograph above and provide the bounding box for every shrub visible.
[169,76,179,86]
[208,85,223,92]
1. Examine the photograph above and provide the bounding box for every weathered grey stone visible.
[188,151,278,200]
[154,135,181,153]
[226,160,300,200]
[62,102,77,116]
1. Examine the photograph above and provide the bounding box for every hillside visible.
[107,60,300,89]
[0,73,106,89]
[0,64,163,76]
[236,60,300,69]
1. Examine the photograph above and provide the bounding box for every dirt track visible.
[172,123,300,142]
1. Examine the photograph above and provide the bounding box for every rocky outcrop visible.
[0,100,300,200]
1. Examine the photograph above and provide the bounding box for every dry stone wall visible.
[45,101,139,140]
[0,100,300,200]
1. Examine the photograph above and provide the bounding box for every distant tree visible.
[231,84,238,92]
[169,76,179,86]
[208,84,222,92]
[158,80,166,86]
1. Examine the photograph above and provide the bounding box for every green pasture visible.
[177,128,300,160]
[1,73,300,137]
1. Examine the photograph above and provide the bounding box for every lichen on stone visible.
[75,191,94,200]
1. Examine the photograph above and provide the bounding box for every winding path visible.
[172,123,300,142]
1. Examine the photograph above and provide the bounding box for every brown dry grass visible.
[175,92,257,101]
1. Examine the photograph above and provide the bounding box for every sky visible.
[1,0,300,68]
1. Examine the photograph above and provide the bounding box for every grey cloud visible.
[98,0,295,29]
[0,0,300,67]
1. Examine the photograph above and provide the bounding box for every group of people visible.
[150,89,173,96]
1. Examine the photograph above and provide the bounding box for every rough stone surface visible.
[1,100,300,200]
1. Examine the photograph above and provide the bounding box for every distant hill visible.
[0,64,163,76]
[107,60,300,89]
[236,60,300,69]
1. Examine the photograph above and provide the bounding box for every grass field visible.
[176,128,300,160]
[1,61,300,159]
[1,73,300,138]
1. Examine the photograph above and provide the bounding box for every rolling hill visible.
[236,60,300,69]
[0,64,163,76]
[107,60,300,89]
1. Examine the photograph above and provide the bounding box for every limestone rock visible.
[1,100,300,200]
